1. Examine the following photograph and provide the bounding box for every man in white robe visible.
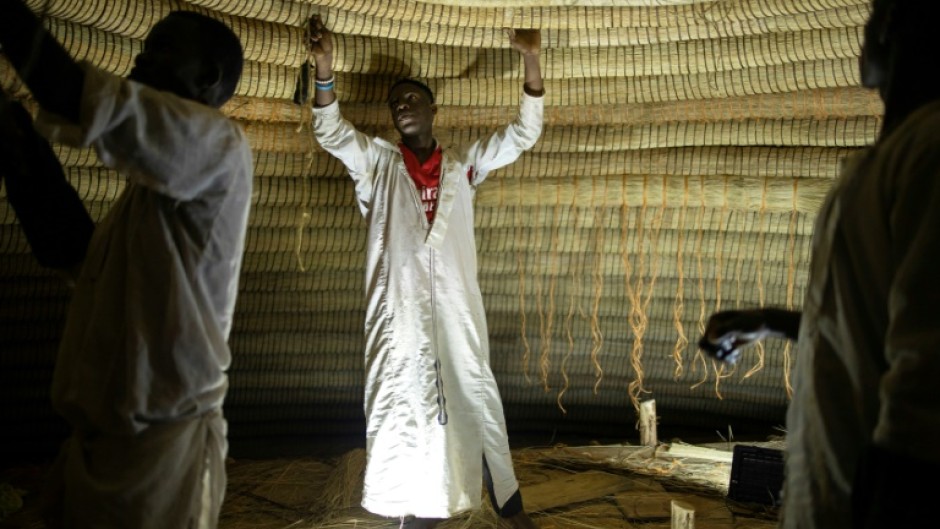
[307,15,543,529]
[698,1,940,527]
[0,5,251,528]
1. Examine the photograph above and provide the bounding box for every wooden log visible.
[640,400,658,447]
[672,500,696,529]
[557,444,654,462]
[660,443,735,463]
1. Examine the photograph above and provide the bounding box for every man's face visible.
[129,16,213,103]
[387,83,437,139]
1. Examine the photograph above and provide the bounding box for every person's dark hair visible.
[387,78,435,105]
[873,0,940,42]
[867,0,940,84]
[166,11,244,106]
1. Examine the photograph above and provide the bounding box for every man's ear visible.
[430,103,438,116]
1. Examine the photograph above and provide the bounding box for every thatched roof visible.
[0,0,879,456]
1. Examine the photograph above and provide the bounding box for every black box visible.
[727,444,785,506]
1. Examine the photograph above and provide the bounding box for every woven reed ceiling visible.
[0,0,880,449]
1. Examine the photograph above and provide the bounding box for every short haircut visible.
[387,78,435,105]
[874,0,940,39]
[166,11,244,105]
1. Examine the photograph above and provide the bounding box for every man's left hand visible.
[506,28,540,56]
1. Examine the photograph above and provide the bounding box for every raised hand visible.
[306,14,336,106]
[505,28,540,56]
[504,28,543,95]
[307,15,333,59]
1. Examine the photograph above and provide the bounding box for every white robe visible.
[36,64,253,528]
[781,101,940,528]
[313,93,543,518]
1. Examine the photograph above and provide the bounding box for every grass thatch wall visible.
[0,0,880,460]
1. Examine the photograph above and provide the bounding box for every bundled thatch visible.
[221,441,783,528]
[0,0,878,456]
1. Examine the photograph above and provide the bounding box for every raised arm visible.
[0,0,84,123]
[698,308,802,364]
[506,28,544,97]
[462,29,544,183]
[306,15,379,213]
[0,88,93,282]
[307,15,336,108]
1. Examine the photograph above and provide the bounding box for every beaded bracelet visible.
[314,76,335,91]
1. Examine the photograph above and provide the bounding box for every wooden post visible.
[639,399,657,447]
[671,499,695,529]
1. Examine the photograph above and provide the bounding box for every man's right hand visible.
[307,15,333,62]
[306,15,336,107]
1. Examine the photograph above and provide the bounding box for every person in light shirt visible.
[307,14,543,529]
[0,3,251,527]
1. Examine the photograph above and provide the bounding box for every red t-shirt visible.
[400,143,443,223]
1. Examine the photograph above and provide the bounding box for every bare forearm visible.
[522,53,543,96]
[313,54,336,107]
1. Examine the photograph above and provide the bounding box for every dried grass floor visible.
[1,440,784,529]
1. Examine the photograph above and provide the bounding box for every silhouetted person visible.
[699,1,940,527]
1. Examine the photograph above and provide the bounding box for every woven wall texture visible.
[0,0,879,454]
